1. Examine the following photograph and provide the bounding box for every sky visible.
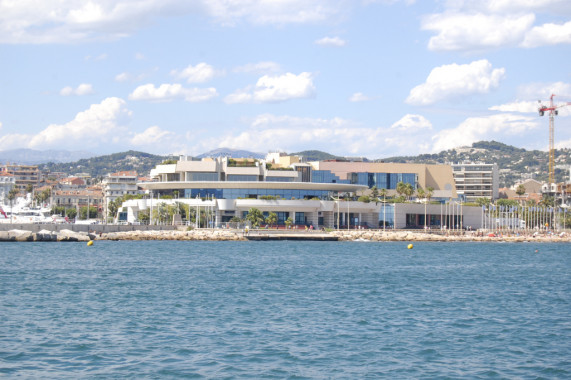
[1,0,570,159]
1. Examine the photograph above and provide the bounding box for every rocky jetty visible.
[329,230,571,243]
[0,227,569,243]
[98,229,247,241]
[0,229,95,242]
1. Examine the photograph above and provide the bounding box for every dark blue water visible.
[1,241,570,379]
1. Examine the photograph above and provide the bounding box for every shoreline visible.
[2,227,569,243]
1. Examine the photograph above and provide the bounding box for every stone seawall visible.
[1,227,569,243]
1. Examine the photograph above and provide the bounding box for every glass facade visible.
[227,175,258,182]
[378,204,394,227]
[312,170,350,184]
[312,170,416,189]
[186,172,219,181]
[184,188,332,200]
[266,176,295,182]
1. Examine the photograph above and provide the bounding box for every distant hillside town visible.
[0,141,570,231]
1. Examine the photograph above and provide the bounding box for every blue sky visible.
[1,0,570,159]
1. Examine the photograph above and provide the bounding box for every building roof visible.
[109,170,137,177]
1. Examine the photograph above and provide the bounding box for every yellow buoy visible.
[87,240,94,246]
[407,243,413,249]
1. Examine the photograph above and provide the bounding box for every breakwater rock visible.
[0,229,95,242]
[99,229,247,241]
[329,230,571,243]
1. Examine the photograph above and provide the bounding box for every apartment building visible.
[0,164,40,191]
[451,162,499,202]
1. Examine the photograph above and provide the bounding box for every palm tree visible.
[404,183,414,201]
[426,187,434,203]
[416,187,425,200]
[246,207,264,228]
[371,186,379,204]
[265,212,277,228]
[7,188,19,224]
[396,182,406,198]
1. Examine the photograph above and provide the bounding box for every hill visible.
[41,151,169,178]
[380,140,571,187]
[197,147,264,159]
[289,150,345,162]
[0,148,94,164]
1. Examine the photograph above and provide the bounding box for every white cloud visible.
[349,92,371,102]
[489,101,539,113]
[115,72,130,82]
[391,114,432,131]
[422,12,534,51]
[315,36,347,47]
[491,82,571,115]
[225,72,316,104]
[203,0,342,26]
[233,61,282,75]
[171,63,222,83]
[431,114,539,152]
[135,52,145,60]
[194,113,373,155]
[521,21,571,48]
[129,83,218,102]
[60,83,94,96]
[459,0,571,15]
[517,81,571,99]
[0,0,343,44]
[130,126,174,146]
[406,60,505,105]
[0,97,132,150]
[555,138,571,149]
[189,113,437,158]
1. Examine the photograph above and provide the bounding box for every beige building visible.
[309,161,458,200]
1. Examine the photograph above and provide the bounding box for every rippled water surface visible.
[1,241,570,378]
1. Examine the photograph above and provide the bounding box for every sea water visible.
[1,241,570,379]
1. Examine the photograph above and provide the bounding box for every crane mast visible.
[538,94,571,185]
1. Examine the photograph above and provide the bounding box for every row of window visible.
[184,188,333,200]
[312,170,416,189]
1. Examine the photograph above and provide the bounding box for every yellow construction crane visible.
[538,94,571,184]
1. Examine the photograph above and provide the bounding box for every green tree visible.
[370,186,379,204]
[396,182,406,198]
[516,184,526,196]
[25,183,33,194]
[108,199,119,218]
[358,195,370,203]
[35,188,51,205]
[265,212,278,227]
[51,205,66,216]
[416,187,425,200]
[284,216,293,228]
[404,183,414,201]
[246,207,264,228]
[79,206,98,219]
[426,187,434,203]
[475,197,491,207]
[65,207,77,219]
[379,188,388,204]
[539,195,554,207]
[137,209,150,223]
[496,199,519,207]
